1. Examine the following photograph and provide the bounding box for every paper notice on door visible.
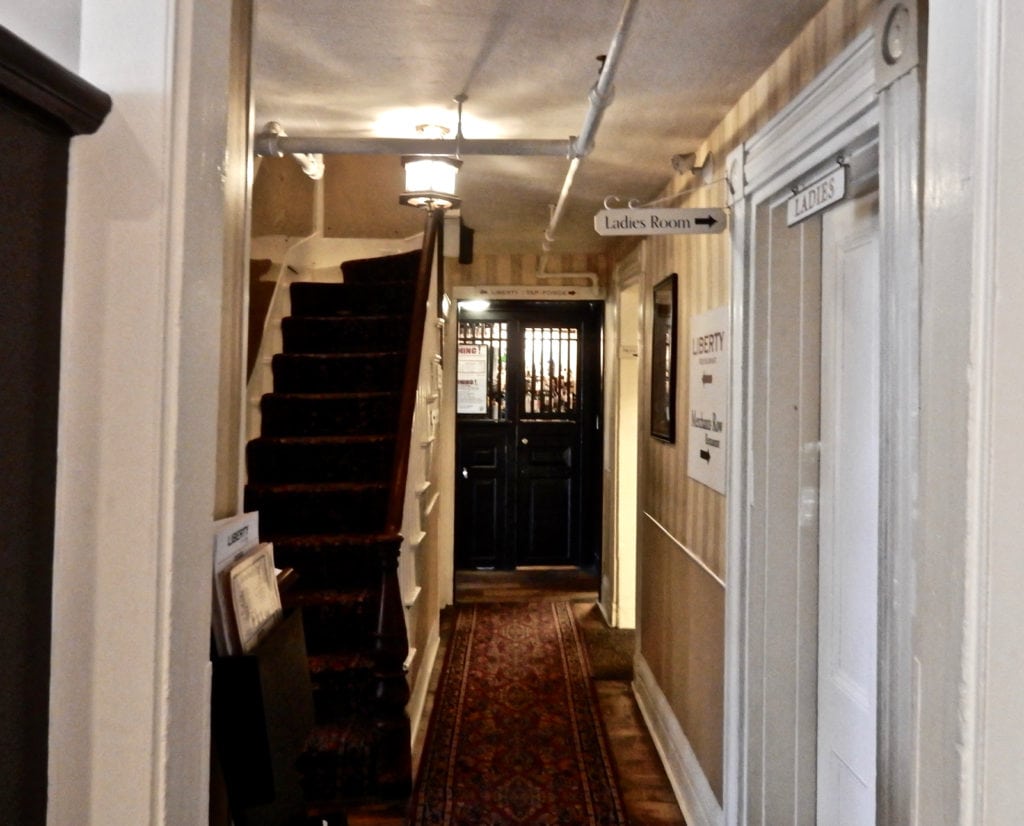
[457,344,488,414]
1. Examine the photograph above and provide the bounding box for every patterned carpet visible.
[410,601,628,825]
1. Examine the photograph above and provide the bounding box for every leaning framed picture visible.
[650,273,677,442]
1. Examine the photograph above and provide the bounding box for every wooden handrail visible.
[385,207,443,533]
[374,208,442,674]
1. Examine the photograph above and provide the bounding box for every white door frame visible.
[608,255,642,629]
[724,17,922,825]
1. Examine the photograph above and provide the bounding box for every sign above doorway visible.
[786,165,847,226]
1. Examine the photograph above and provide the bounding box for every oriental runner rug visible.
[410,601,628,825]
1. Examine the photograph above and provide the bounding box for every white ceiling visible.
[252,0,829,254]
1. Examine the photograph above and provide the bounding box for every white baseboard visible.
[407,615,441,745]
[633,653,724,826]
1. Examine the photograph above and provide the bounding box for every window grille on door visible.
[523,326,578,417]
[458,320,508,419]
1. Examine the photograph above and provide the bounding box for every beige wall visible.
[252,155,316,237]
[628,0,874,802]
[447,251,611,290]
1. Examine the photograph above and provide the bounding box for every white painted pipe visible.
[255,130,572,159]
[541,0,639,268]
[569,0,638,159]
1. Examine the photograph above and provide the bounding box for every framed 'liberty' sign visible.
[687,305,729,493]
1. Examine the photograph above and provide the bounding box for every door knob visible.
[461,467,469,479]
[521,438,529,445]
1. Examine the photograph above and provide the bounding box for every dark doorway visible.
[455,301,603,571]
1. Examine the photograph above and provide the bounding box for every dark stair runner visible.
[244,248,423,815]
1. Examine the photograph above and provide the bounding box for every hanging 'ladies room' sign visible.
[593,207,728,236]
[687,306,729,494]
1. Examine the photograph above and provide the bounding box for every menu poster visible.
[228,543,282,654]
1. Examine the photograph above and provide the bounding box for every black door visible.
[455,301,602,570]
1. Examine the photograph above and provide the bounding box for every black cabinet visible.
[212,610,315,826]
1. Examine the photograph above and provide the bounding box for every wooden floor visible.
[348,568,686,825]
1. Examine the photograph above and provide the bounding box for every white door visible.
[816,189,880,824]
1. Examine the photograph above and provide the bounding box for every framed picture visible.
[650,273,678,442]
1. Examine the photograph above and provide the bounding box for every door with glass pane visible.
[455,301,602,570]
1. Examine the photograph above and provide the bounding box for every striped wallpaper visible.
[632,0,875,583]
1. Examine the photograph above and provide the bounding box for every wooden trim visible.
[406,614,441,758]
[643,511,725,588]
[0,26,111,135]
[634,654,724,826]
[875,67,922,826]
[743,31,876,190]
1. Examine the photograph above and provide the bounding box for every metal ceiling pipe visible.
[255,128,573,159]
[541,0,639,263]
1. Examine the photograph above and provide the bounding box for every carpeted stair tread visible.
[309,651,377,675]
[303,715,408,754]
[340,249,420,284]
[246,435,396,484]
[269,531,402,549]
[262,390,400,402]
[299,714,413,801]
[244,481,390,536]
[249,433,396,447]
[290,281,416,318]
[289,589,379,656]
[259,391,401,437]
[282,315,411,354]
[287,587,376,608]
[272,352,406,394]
[246,480,389,495]
[307,653,383,722]
[271,534,400,591]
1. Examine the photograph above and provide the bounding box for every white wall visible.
[48,1,234,823]
[917,0,979,821]
[953,0,1024,820]
[917,0,1024,822]
[3,0,81,71]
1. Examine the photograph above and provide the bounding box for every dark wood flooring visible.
[348,568,686,825]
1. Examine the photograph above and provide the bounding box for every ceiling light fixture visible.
[399,96,468,211]
[399,153,461,209]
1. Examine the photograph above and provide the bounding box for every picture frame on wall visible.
[651,273,677,442]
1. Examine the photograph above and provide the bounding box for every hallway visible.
[348,569,685,825]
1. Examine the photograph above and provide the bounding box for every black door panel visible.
[455,423,512,569]
[517,423,578,566]
[455,301,602,570]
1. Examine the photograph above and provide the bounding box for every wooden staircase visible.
[243,237,434,816]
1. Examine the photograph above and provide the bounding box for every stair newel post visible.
[372,537,410,710]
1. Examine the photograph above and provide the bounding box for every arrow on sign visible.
[695,215,718,228]
[699,449,711,463]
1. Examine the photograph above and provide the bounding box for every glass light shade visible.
[400,155,461,209]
